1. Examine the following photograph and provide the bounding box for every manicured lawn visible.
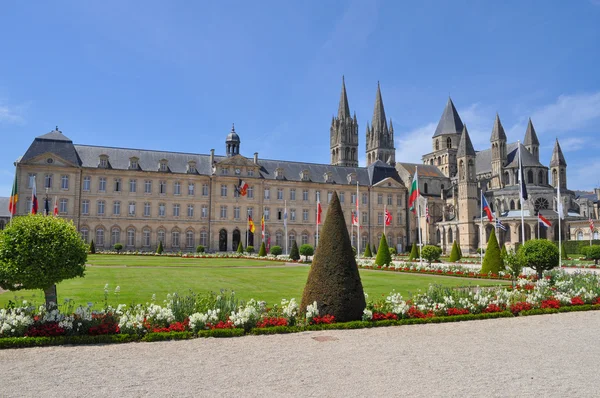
[84,254,284,267]
[0,255,508,308]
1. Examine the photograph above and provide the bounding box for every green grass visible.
[0,255,508,308]
[84,254,283,267]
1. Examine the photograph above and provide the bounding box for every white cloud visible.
[557,137,586,152]
[530,91,600,134]
[0,102,25,124]
[570,160,600,191]
[396,122,436,164]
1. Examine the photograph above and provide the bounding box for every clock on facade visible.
[235,168,241,175]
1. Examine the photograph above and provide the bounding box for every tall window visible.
[144,202,151,216]
[264,207,270,220]
[186,230,194,248]
[290,189,296,201]
[83,176,91,192]
[157,230,165,245]
[188,183,195,196]
[143,229,151,247]
[174,182,181,195]
[340,192,345,203]
[97,200,105,215]
[277,188,283,200]
[377,194,383,205]
[201,205,208,219]
[248,186,254,198]
[129,179,137,193]
[378,212,383,225]
[264,188,271,200]
[303,209,309,221]
[202,184,209,196]
[200,231,208,246]
[327,192,333,203]
[302,232,309,245]
[387,194,393,206]
[128,202,135,216]
[172,231,180,248]
[397,195,402,206]
[220,205,227,219]
[127,229,135,247]
[99,177,106,192]
[61,175,69,190]
[276,231,283,247]
[362,212,367,224]
[303,189,309,201]
[234,206,240,220]
[96,228,105,246]
[113,201,121,215]
[159,181,167,194]
[187,204,194,217]
[424,183,428,194]
[247,207,253,218]
[173,204,180,217]
[28,174,36,189]
[221,184,228,197]
[290,209,296,221]
[362,193,368,205]
[111,228,120,246]
[145,180,152,193]
[59,199,68,214]
[82,200,89,215]
[80,227,89,244]
[159,203,166,217]
[114,178,121,192]
[45,174,53,189]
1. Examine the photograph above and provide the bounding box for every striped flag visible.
[384,209,392,226]
[590,218,595,232]
[538,213,552,228]
[408,172,419,213]
[8,174,18,216]
[495,215,507,231]
[425,206,430,224]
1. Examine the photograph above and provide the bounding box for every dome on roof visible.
[226,124,240,143]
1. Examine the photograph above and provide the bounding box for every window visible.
[59,199,68,214]
[159,181,167,194]
[577,231,584,241]
[186,230,195,248]
[340,192,345,203]
[201,205,208,219]
[378,194,383,205]
[114,178,121,192]
[221,168,228,175]
[264,188,271,200]
[397,212,402,225]
[277,208,283,220]
[276,231,283,247]
[145,180,152,193]
[99,158,108,168]
[220,205,227,219]
[594,231,599,240]
[303,189,309,201]
[188,183,194,196]
[288,233,296,250]
[264,207,270,221]
[113,201,121,215]
[82,200,89,215]
[327,192,333,203]
[221,184,228,197]
[60,175,69,190]
[233,185,240,198]
[99,177,106,192]
[351,193,357,205]
[187,162,196,174]
[28,174,36,189]
[129,179,137,193]
[248,186,254,198]
[172,231,180,248]
[174,182,181,195]
[82,176,91,192]
[424,183,428,194]
[128,202,135,216]
[362,193,368,205]
[187,204,194,218]
[387,194,393,206]
[234,206,240,220]
[96,228,105,247]
[446,137,452,149]
[26,198,31,213]
[303,209,309,221]
[200,231,208,247]
[127,229,135,247]
[80,227,89,244]
[143,229,151,247]
[111,228,120,246]
[157,230,165,245]
[277,188,283,200]
[362,212,367,224]
[247,207,253,218]
[159,161,168,172]
[378,212,383,225]
[247,170,254,177]
[45,174,53,189]
[315,191,321,202]
[129,158,138,169]
[97,200,105,216]
[527,170,534,184]
[144,202,151,216]
[202,184,209,196]
[302,232,309,245]
[397,195,402,206]
[173,204,180,217]
[159,203,166,217]
[290,189,296,201]
[291,209,296,221]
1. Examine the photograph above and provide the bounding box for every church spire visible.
[523,118,540,146]
[457,125,476,158]
[366,82,395,166]
[550,138,567,167]
[371,81,388,134]
[329,76,358,167]
[490,113,507,142]
[433,97,463,137]
[337,76,351,120]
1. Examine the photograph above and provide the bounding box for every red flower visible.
[256,317,288,328]
[372,312,398,321]
[570,296,585,306]
[446,308,470,316]
[541,298,561,309]
[25,322,65,337]
[483,303,504,313]
[509,302,532,314]
[311,315,335,325]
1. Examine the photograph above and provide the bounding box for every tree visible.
[89,239,96,254]
[458,243,463,259]
[363,243,372,258]
[409,243,418,260]
[299,244,314,261]
[449,241,460,262]
[258,242,267,257]
[156,240,164,254]
[270,245,282,256]
[0,215,87,307]
[503,249,524,288]
[587,245,600,265]
[289,240,300,261]
[372,243,377,255]
[421,245,442,265]
[236,241,244,253]
[114,243,123,253]
[374,234,392,266]
[518,239,559,279]
[481,229,504,275]
[301,192,365,322]
[389,247,397,256]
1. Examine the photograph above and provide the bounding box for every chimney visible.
[210,149,214,165]
[254,152,258,164]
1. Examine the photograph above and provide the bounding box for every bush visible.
[449,241,460,262]
[476,248,482,255]
[374,234,392,266]
[299,244,314,261]
[421,245,442,264]
[372,243,377,255]
[518,239,559,279]
[587,245,600,265]
[504,249,524,287]
[580,246,590,259]
[89,239,96,254]
[301,191,365,322]
[363,243,372,258]
[0,215,88,306]
[409,242,418,260]
[258,242,267,257]
[562,242,568,260]
[246,245,254,254]
[156,241,164,254]
[270,245,282,256]
[481,229,504,275]
[196,245,205,253]
[500,245,508,259]
[236,241,244,253]
[458,243,463,258]
[114,243,123,253]
[389,247,397,256]
[561,240,600,255]
[289,240,300,261]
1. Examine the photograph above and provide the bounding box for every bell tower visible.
[330,76,358,167]
[456,125,478,253]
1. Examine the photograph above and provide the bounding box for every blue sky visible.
[1,1,600,196]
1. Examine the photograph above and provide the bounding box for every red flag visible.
[385,209,392,226]
[237,179,248,196]
[53,197,59,216]
[590,218,595,232]
[8,174,18,216]
[31,177,38,215]
[317,201,322,225]
[352,211,358,226]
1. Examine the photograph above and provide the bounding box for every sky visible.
[1,1,600,196]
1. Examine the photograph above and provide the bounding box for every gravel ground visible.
[1,311,599,397]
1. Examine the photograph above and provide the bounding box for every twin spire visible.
[337,76,351,120]
[550,139,567,167]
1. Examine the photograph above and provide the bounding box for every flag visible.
[266,237,271,251]
[8,174,18,216]
[518,147,528,205]
[237,179,248,196]
[408,173,419,213]
[31,177,38,215]
[261,215,265,239]
[317,198,322,225]
[481,194,493,222]
[495,215,507,231]
[538,213,552,228]
[352,211,358,226]
[284,207,288,228]
[53,197,58,216]
[425,206,430,224]
[557,185,565,220]
[590,218,595,232]
[385,208,392,226]
[248,216,255,233]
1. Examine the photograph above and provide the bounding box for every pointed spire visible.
[523,118,540,146]
[490,113,507,142]
[550,138,567,167]
[371,81,388,134]
[337,76,351,119]
[433,97,464,137]
[457,124,476,157]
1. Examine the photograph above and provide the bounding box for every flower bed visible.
[3,271,600,349]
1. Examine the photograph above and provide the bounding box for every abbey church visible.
[12,78,598,253]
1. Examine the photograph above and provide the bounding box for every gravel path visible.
[1,311,599,397]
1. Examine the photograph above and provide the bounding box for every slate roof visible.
[550,139,567,167]
[457,125,476,157]
[397,163,447,179]
[574,190,598,203]
[523,119,539,146]
[475,142,546,174]
[490,114,507,142]
[22,129,82,166]
[0,198,10,218]
[433,97,464,137]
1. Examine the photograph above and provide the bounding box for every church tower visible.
[523,118,540,161]
[366,82,395,166]
[490,114,507,189]
[456,125,478,253]
[424,97,464,178]
[550,138,567,190]
[330,76,358,167]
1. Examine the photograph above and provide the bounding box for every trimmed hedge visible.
[560,240,600,255]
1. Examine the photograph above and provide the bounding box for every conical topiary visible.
[89,239,96,254]
[449,241,460,262]
[481,229,504,274]
[301,191,366,322]
[236,241,244,253]
[409,242,418,260]
[289,240,300,261]
[156,240,164,254]
[458,243,463,259]
[500,244,507,259]
[372,243,377,255]
[374,233,392,266]
[363,243,372,258]
[258,242,267,257]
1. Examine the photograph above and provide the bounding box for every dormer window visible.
[187,161,197,174]
[323,172,332,183]
[275,167,284,180]
[99,155,109,168]
[221,168,229,175]
[300,170,310,181]
[159,159,168,172]
[347,173,356,184]
[247,169,254,177]
[129,157,139,170]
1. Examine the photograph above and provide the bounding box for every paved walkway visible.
[1,311,599,397]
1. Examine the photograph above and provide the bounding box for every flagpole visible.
[537,214,540,240]
[384,204,386,237]
[415,167,423,265]
[518,141,526,247]
[357,181,360,258]
[480,190,484,265]
[316,192,320,248]
[284,200,288,255]
[558,171,562,268]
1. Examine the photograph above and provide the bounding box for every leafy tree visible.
[114,243,123,253]
[289,240,300,261]
[246,245,254,254]
[363,243,372,258]
[236,241,244,253]
[481,229,504,275]
[89,239,96,254]
[449,241,460,262]
[374,234,392,266]
[156,240,164,254]
[270,245,282,256]
[409,243,418,260]
[504,249,524,288]
[587,245,600,265]
[299,244,314,261]
[0,215,87,307]
[518,239,559,279]
[301,192,365,322]
[258,242,267,257]
[421,245,442,264]
[196,245,205,253]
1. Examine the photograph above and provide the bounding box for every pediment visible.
[215,155,257,167]
[22,151,79,168]
[373,177,403,189]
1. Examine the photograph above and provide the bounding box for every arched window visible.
[459,160,465,181]
[435,139,439,151]
[446,137,452,149]
[504,171,510,186]
[302,232,309,245]
[127,228,135,247]
[538,171,543,185]
[200,230,208,247]
[143,228,151,247]
[424,183,428,194]
[111,227,120,246]
[96,227,105,247]
[430,159,434,165]
[276,231,283,247]
[468,159,474,180]
[577,231,584,241]
[527,170,534,184]
[172,230,180,248]
[552,169,558,186]
[448,228,453,243]
[80,227,89,243]
[157,229,166,245]
[510,200,515,210]
[186,230,195,248]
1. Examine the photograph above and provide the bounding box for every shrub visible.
[449,241,460,262]
[114,243,123,253]
[301,191,365,322]
[299,244,314,261]
[481,229,504,275]
[236,241,244,253]
[504,249,524,287]
[518,239,559,279]
[389,247,397,256]
[372,243,377,255]
[561,242,568,259]
[270,245,282,256]
[458,243,463,259]
[500,244,508,259]
[258,242,267,257]
[421,245,442,264]
[476,248,483,255]
[196,245,205,253]
[580,246,590,259]
[156,241,164,254]
[89,239,96,254]
[587,245,600,265]
[0,215,87,307]
[363,243,372,258]
[289,240,300,261]
[374,234,392,266]
[246,245,254,254]
[409,242,418,260]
